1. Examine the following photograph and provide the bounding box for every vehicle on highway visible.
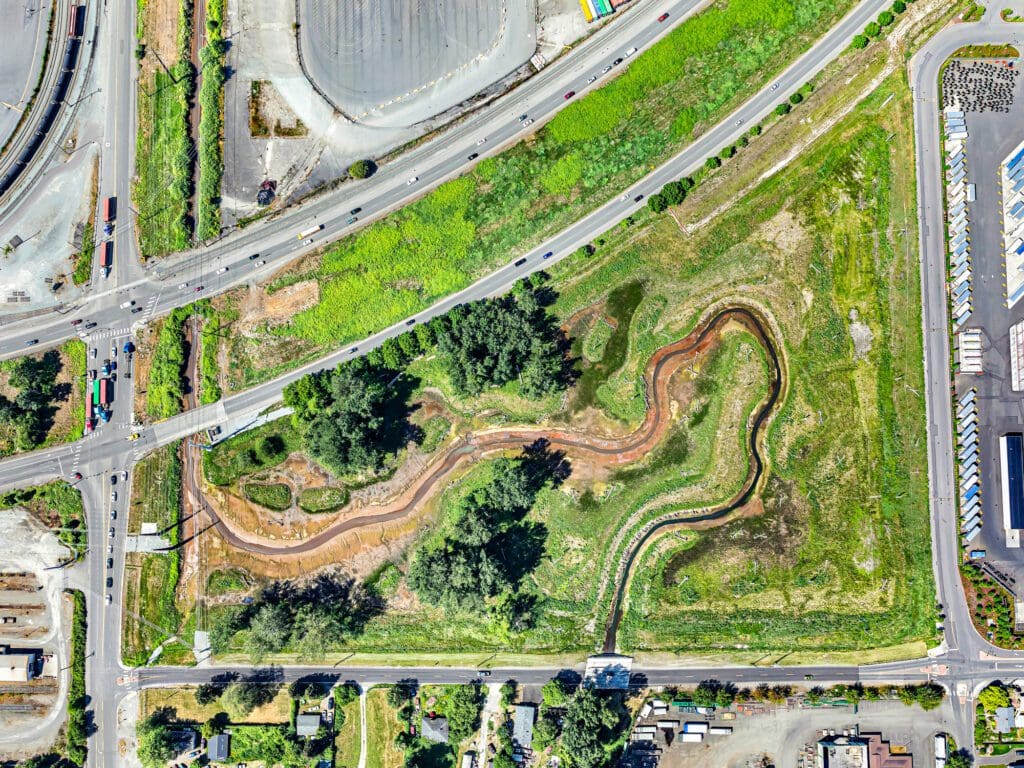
[107,544,113,554]
[72,472,82,480]
[70,319,82,326]
[467,153,478,161]
[587,76,597,84]
[108,527,114,538]
[254,260,266,267]
[634,194,644,202]
[131,307,143,314]
[407,176,419,185]
[619,192,630,201]
[85,322,97,329]
[613,57,623,65]
[297,224,323,240]
[103,222,113,236]
[349,207,362,215]
[564,91,576,99]
[346,217,358,225]
[103,196,116,222]
[107,558,112,569]
[625,47,637,57]
[658,12,669,21]
[216,266,228,274]
[111,510,116,520]
[248,253,260,260]
[90,347,96,358]
[105,595,111,606]
[602,65,612,74]
[110,345,117,358]
[406,318,416,325]
[111,490,117,502]
[101,242,113,278]
[349,346,358,353]
[521,118,534,127]
[477,670,491,677]
[517,113,528,121]
[771,82,779,90]
[543,251,554,259]
[735,118,743,125]
[178,283,188,290]
[194,286,204,292]
[476,137,487,146]
[119,300,134,309]
[122,471,128,481]
[25,339,37,346]
[129,432,140,441]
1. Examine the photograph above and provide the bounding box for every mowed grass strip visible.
[335,696,362,768]
[366,689,405,768]
[280,0,854,349]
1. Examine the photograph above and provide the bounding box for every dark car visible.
[72,472,82,481]
[613,57,623,65]
[564,91,576,99]
[349,347,358,353]
[194,286,204,292]
[249,253,260,260]
[350,207,362,215]
[658,12,669,21]
[346,216,358,225]
[131,307,143,314]
[70,319,82,326]
[543,251,554,259]
[106,577,113,588]
[514,258,527,267]
[467,153,479,161]
[406,318,416,326]
[634,194,644,202]
[517,113,528,121]
[107,558,113,569]
[85,322,97,329]
[25,339,38,346]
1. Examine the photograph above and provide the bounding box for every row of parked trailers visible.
[579,0,631,22]
[1001,141,1024,306]
[631,721,733,745]
[943,108,974,331]
[957,387,982,544]
[0,4,85,198]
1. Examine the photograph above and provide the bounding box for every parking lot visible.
[298,0,536,126]
[944,56,1024,593]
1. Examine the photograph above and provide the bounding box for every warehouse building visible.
[1000,433,1024,547]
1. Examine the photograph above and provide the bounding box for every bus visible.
[297,224,323,240]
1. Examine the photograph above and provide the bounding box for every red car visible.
[658,12,669,21]
[564,91,576,100]
[70,319,82,326]
[72,472,82,481]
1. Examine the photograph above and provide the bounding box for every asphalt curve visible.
[601,305,784,652]
[189,306,785,628]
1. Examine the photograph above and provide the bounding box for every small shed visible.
[296,713,322,737]
[208,733,230,762]
[421,716,449,744]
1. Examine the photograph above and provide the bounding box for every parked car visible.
[657,12,669,21]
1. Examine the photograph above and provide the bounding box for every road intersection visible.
[2,0,1023,764]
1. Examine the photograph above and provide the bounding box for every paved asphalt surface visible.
[5,0,1024,764]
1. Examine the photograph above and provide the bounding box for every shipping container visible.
[92,380,99,406]
[103,197,116,222]
[969,549,986,560]
[101,240,113,267]
[708,727,733,735]
[297,224,324,240]
[960,512,981,532]
[99,378,112,405]
[964,525,982,543]
[680,733,704,743]
[947,130,968,140]
[959,389,977,407]
[683,723,709,734]
[657,721,680,729]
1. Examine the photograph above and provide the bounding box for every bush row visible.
[196,0,226,240]
[65,589,87,765]
[852,0,911,49]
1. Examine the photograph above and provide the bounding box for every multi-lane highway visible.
[5,0,1024,764]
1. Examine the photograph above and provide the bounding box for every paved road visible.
[5,0,1022,764]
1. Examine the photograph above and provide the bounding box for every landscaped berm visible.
[186,63,933,664]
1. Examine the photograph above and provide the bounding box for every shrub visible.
[775,103,791,115]
[348,159,375,179]
[878,10,894,26]
[892,0,906,12]
[243,483,293,510]
[720,145,736,159]
[852,34,869,48]
[738,135,748,148]
[704,156,722,170]
[647,193,668,213]
[789,91,803,105]
[865,21,881,36]
[749,124,762,136]
[298,486,350,513]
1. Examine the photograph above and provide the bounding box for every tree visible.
[693,680,735,708]
[865,21,881,37]
[446,685,484,743]
[892,0,906,12]
[542,678,571,708]
[877,10,894,26]
[852,34,869,48]
[560,688,620,768]
[335,683,359,706]
[245,602,292,662]
[704,156,721,171]
[533,710,560,750]
[137,709,176,768]
[348,159,375,179]
[720,145,736,160]
[221,681,277,719]
[947,749,973,768]
[646,193,668,213]
[914,683,944,711]
[978,683,1008,712]
[775,103,791,116]
[749,124,762,137]
[500,681,517,708]
[195,682,223,705]
[789,92,803,105]
[387,681,415,708]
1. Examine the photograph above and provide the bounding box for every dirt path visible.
[192,306,784,567]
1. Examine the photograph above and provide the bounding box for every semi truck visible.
[100,241,113,277]
[103,197,116,222]
[99,378,112,405]
[297,224,323,241]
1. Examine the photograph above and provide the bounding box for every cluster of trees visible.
[0,351,64,450]
[283,357,396,475]
[208,572,382,662]
[434,282,568,399]
[646,177,694,214]
[196,1,227,240]
[137,708,181,768]
[691,679,737,708]
[390,682,484,767]
[530,682,625,768]
[852,0,911,48]
[348,159,376,179]
[408,444,567,629]
[978,682,1010,712]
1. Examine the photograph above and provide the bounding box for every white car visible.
[216,266,228,274]
[119,300,134,309]
[105,595,112,606]
[304,238,313,245]
[476,137,487,146]
[110,345,117,358]
[407,176,419,185]
[254,260,266,267]
[111,490,117,502]
[602,65,612,74]
[625,47,637,57]
[771,82,779,91]
[178,282,188,290]
[521,119,534,127]
[587,76,597,84]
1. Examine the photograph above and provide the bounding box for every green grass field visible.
[366,689,405,768]
[122,444,190,666]
[335,696,362,768]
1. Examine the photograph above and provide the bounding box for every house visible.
[296,713,322,738]
[512,704,536,752]
[0,646,36,682]
[421,716,449,744]
[461,751,476,768]
[168,729,198,758]
[996,706,1015,734]
[207,733,230,762]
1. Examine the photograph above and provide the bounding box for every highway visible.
[1,0,1022,764]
